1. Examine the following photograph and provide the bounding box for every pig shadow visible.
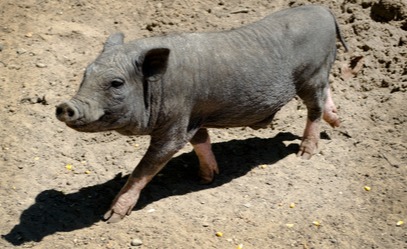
[2,132,302,246]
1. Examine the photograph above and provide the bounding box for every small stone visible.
[146,208,155,213]
[16,48,27,55]
[243,203,251,208]
[8,64,21,70]
[231,9,250,14]
[36,63,47,68]
[130,238,143,246]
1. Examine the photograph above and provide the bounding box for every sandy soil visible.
[0,0,406,248]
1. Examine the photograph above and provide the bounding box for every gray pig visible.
[56,5,348,223]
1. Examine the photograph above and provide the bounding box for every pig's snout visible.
[56,102,80,123]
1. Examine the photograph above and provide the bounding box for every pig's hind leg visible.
[297,75,339,159]
[190,128,219,184]
[322,87,340,128]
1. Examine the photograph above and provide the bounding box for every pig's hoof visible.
[103,209,126,223]
[323,108,340,128]
[199,175,214,184]
[324,114,340,128]
[103,193,137,223]
[199,163,219,184]
[103,205,133,223]
[297,138,318,159]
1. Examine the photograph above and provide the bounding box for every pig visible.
[56,5,348,223]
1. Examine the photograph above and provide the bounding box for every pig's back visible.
[130,5,338,128]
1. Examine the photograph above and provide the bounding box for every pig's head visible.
[56,33,170,135]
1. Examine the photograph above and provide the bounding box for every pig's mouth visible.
[65,111,125,132]
[65,118,104,132]
[66,121,95,131]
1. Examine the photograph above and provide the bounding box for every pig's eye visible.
[110,79,124,88]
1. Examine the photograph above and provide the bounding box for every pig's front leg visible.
[103,175,144,223]
[103,136,187,223]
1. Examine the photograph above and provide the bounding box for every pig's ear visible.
[103,33,124,51]
[140,48,170,81]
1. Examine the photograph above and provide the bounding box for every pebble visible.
[36,63,47,68]
[146,208,156,213]
[17,48,27,55]
[230,9,250,14]
[130,238,143,246]
[8,64,21,70]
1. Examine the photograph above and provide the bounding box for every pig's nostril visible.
[67,108,75,117]
[56,106,63,116]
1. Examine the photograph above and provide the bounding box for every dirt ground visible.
[0,0,406,248]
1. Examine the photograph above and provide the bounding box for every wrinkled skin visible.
[56,5,346,223]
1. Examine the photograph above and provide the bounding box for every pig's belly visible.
[195,88,296,129]
[201,104,283,129]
